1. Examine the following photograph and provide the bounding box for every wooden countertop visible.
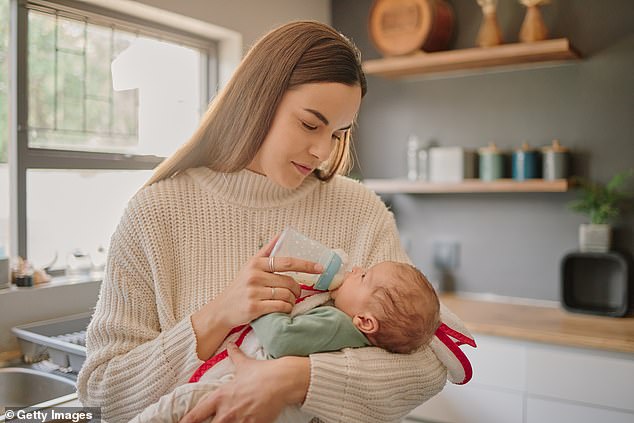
[441,293,634,354]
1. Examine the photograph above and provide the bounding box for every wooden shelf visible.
[363,178,571,193]
[362,38,580,79]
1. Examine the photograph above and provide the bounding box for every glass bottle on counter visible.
[66,249,93,280]
[91,245,107,278]
[407,134,431,181]
[417,142,430,181]
[407,134,421,180]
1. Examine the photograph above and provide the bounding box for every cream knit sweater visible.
[77,167,448,422]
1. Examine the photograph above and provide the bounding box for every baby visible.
[131,260,440,422]
[332,261,440,353]
[252,261,440,359]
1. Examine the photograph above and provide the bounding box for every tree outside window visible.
[3,0,216,271]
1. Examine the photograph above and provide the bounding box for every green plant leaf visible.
[567,169,634,224]
[607,169,634,192]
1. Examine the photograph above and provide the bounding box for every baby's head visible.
[330,261,440,353]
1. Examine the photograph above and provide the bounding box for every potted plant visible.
[568,170,633,252]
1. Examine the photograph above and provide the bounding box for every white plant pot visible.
[579,223,611,253]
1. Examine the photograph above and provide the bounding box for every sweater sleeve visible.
[301,212,449,423]
[76,203,203,422]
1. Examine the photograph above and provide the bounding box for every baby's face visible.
[331,262,399,317]
[330,266,368,317]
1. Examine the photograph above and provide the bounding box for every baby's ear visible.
[352,314,379,335]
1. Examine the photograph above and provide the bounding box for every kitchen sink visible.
[0,367,76,408]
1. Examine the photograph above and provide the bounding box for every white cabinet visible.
[408,335,525,423]
[461,334,525,391]
[406,334,634,423]
[526,397,634,423]
[526,344,634,412]
[409,383,523,423]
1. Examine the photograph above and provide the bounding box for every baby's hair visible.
[367,262,440,354]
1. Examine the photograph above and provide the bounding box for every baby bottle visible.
[270,227,347,291]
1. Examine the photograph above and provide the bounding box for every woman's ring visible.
[271,287,276,300]
[268,256,275,273]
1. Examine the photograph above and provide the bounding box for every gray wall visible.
[333,0,634,301]
[133,0,330,50]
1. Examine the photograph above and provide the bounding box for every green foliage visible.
[568,170,634,224]
[0,5,142,159]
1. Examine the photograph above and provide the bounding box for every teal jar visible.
[512,142,540,181]
[478,143,504,181]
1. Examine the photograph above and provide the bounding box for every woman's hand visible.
[180,343,310,423]
[191,235,324,359]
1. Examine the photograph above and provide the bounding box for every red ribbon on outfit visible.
[433,323,477,385]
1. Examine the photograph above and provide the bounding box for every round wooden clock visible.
[369,0,454,56]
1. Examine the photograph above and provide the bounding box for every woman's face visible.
[247,82,362,188]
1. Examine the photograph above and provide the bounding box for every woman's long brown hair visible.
[145,20,367,187]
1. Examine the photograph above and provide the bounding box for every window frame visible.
[8,0,223,258]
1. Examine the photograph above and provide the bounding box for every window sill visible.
[0,275,102,296]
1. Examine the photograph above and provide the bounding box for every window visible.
[26,169,153,268]
[5,0,220,271]
[27,10,141,154]
[1,0,9,252]
[27,9,205,157]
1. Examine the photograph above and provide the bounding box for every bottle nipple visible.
[314,249,347,291]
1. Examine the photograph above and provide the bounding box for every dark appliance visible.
[561,251,631,317]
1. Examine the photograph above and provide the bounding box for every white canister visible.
[429,147,476,183]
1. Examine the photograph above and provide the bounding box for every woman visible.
[77,20,449,422]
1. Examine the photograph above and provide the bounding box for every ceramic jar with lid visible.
[478,142,504,181]
[512,142,540,181]
[541,139,569,180]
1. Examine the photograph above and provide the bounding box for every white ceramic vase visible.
[579,223,611,253]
